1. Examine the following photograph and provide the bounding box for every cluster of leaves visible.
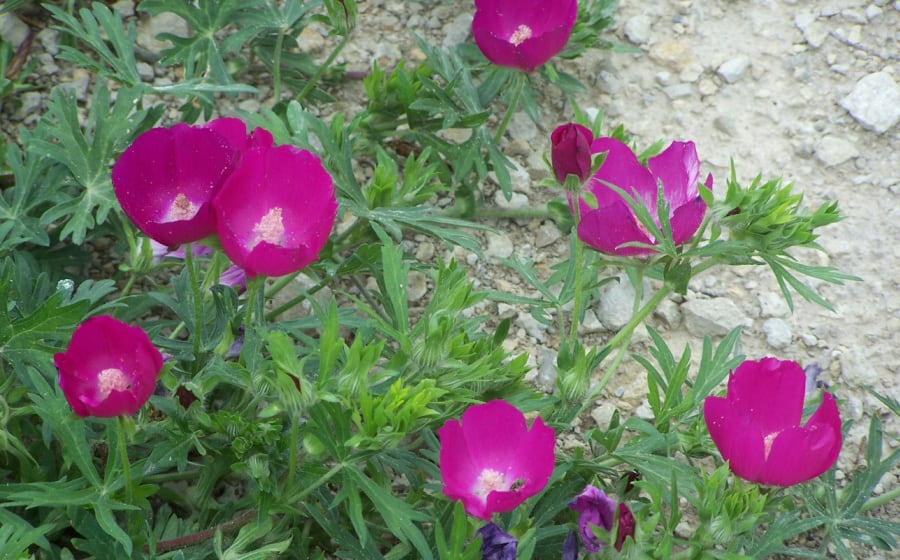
[0,1,897,559]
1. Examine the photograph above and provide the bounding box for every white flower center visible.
[763,430,782,460]
[249,207,286,249]
[509,24,533,46]
[162,193,201,222]
[97,368,131,399]
[474,468,510,499]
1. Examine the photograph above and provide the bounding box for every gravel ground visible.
[1,0,898,556]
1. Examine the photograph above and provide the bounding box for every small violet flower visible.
[471,0,577,73]
[551,123,593,186]
[704,357,842,486]
[112,124,239,246]
[437,400,555,521]
[212,144,338,279]
[54,315,163,418]
[576,137,712,256]
[476,523,517,560]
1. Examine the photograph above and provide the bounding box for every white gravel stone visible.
[0,13,29,49]
[590,402,616,428]
[442,12,472,48]
[758,291,791,318]
[815,136,860,167]
[484,231,514,261]
[763,318,793,349]
[595,274,651,331]
[534,222,562,248]
[516,312,548,342]
[406,271,428,303]
[865,4,884,19]
[839,72,900,133]
[663,83,693,99]
[717,56,751,83]
[624,15,653,44]
[840,347,879,386]
[112,1,135,17]
[15,92,43,119]
[577,309,604,335]
[681,297,749,337]
[492,190,529,211]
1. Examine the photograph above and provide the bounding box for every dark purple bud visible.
[551,123,593,185]
[562,529,579,560]
[477,523,517,560]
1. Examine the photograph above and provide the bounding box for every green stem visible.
[493,72,526,144]
[568,205,585,344]
[283,420,299,496]
[143,468,202,485]
[243,277,265,330]
[265,271,300,302]
[184,244,203,372]
[116,416,133,504]
[297,34,350,105]
[286,462,343,504]
[272,26,287,104]
[472,206,553,221]
[860,486,900,513]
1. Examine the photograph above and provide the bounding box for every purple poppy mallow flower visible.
[562,529,579,560]
[704,357,842,486]
[54,316,163,418]
[437,400,556,521]
[471,0,577,73]
[212,144,338,279]
[576,137,713,257]
[551,123,593,186]
[476,523,517,560]
[112,124,239,247]
[149,239,213,264]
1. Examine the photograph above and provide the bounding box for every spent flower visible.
[471,0,577,72]
[568,485,635,552]
[704,357,842,486]
[54,315,163,418]
[437,400,555,520]
[476,523,517,560]
[577,137,712,256]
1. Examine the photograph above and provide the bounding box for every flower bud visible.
[551,123,593,186]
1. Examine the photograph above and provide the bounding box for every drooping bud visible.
[551,123,593,186]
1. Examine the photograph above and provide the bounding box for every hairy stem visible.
[297,34,350,105]
[493,72,526,144]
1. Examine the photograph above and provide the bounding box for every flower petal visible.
[727,357,805,434]
[704,395,767,482]
[647,141,701,209]
[587,137,658,210]
[762,392,842,486]
[578,198,655,256]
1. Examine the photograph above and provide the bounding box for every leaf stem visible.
[116,416,132,504]
[493,72,526,144]
[150,510,257,554]
[272,26,287,103]
[297,34,350,105]
[184,244,203,372]
[860,486,900,513]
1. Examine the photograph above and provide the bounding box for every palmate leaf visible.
[139,0,266,84]
[31,85,162,243]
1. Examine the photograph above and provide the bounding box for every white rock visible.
[590,402,616,428]
[442,12,472,48]
[815,136,860,167]
[516,311,548,342]
[624,15,653,44]
[137,12,190,51]
[14,92,42,119]
[492,190,529,210]
[484,231,514,261]
[681,297,749,337]
[763,318,793,349]
[758,291,791,318]
[865,4,884,19]
[839,72,900,133]
[507,112,538,142]
[577,309,604,335]
[112,1,135,17]
[663,83,693,99]
[406,271,428,303]
[840,347,879,386]
[595,274,651,331]
[534,222,561,248]
[534,348,558,392]
[0,13,29,49]
[717,56,751,84]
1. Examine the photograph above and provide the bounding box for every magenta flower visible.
[576,137,712,256]
[551,123,593,186]
[54,315,163,418]
[112,124,239,246]
[569,485,617,552]
[212,144,337,278]
[704,357,842,486]
[437,400,555,521]
[471,0,577,73]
